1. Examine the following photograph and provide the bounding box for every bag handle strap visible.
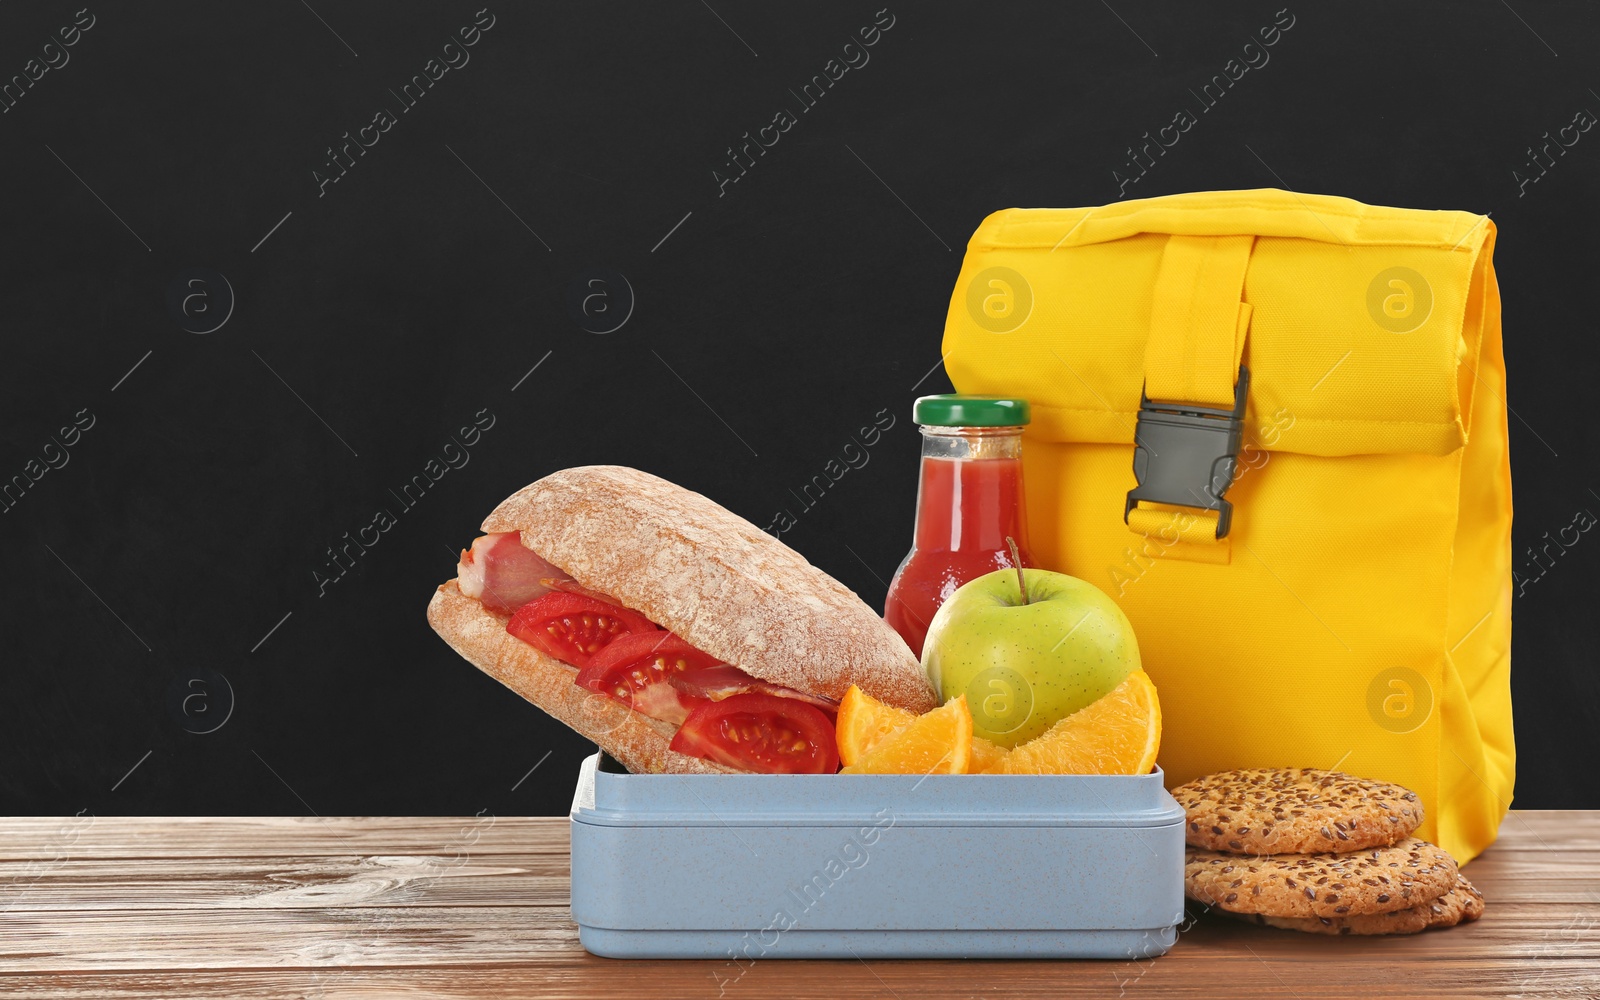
[1143,234,1253,407]
[1125,234,1255,552]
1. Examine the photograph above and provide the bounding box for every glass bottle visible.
[884,395,1034,659]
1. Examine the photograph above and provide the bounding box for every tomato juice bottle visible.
[884,395,1034,659]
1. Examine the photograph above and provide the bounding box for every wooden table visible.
[1,812,1595,998]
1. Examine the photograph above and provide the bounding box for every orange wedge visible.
[967,735,1008,774]
[837,685,1004,771]
[836,684,918,766]
[980,669,1162,775]
[841,695,973,775]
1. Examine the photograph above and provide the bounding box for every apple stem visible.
[1006,535,1029,605]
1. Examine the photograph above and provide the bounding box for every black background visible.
[2,2,1595,817]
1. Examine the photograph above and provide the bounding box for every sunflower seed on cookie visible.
[1171,767,1423,854]
[1229,873,1485,935]
[1184,837,1458,919]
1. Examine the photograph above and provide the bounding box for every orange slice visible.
[968,735,1008,774]
[841,695,973,775]
[980,669,1162,775]
[836,684,918,766]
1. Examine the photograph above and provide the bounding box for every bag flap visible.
[942,189,1497,457]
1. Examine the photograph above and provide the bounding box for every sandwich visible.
[427,465,935,774]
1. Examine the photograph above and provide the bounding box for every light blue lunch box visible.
[569,752,1186,959]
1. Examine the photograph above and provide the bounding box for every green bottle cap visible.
[912,395,1031,427]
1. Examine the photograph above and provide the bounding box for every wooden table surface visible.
[1,811,1595,998]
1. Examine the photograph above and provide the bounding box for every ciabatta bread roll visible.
[428,465,934,774]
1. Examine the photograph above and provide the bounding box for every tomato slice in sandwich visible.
[670,693,840,774]
[575,632,721,725]
[506,592,658,667]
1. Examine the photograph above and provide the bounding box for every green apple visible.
[922,568,1141,748]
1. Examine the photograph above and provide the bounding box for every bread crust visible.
[427,582,741,775]
[481,465,935,713]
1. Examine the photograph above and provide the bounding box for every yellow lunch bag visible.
[942,189,1512,862]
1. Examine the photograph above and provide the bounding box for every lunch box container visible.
[569,752,1186,959]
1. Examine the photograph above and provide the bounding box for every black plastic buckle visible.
[1123,366,1251,539]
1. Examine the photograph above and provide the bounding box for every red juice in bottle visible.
[884,396,1033,659]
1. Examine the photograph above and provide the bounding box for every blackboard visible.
[2,1,1594,816]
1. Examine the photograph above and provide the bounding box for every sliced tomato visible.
[669,693,840,774]
[541,578,668,631]
[575,632,721,725]
[506,593,657,667]
[457,533,573,615]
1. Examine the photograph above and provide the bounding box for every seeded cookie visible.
[1184,837,1458,919]
[1424,873,1485,929]
[1231,874,1485,935]
[1172,768,1423,854]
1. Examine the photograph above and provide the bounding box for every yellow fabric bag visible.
[942,189,1512,862]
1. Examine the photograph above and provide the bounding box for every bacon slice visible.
[456,532,573,615]
[621,681,705,727]
[458,534,839,720]
[668,663,840,713]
